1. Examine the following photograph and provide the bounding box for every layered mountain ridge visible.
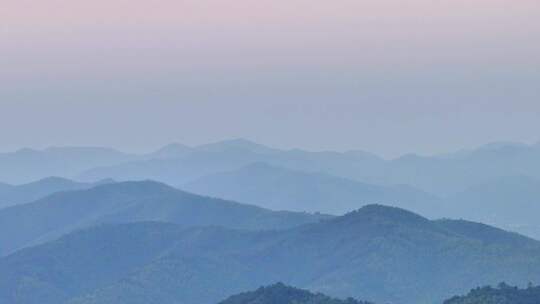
[0,181,327,256]
[2,204,540,304]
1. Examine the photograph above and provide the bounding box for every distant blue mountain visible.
[0,147,136,184]
[380,141,540,195]
[1,205,539,304]
[77,140,540,197]
[443,175,540,239]
[0,180,328,256]
[4,140,540,197]
[0,177,113,209]
[5,140,540,239]
[78,139,290,184]
[183,162,440,216]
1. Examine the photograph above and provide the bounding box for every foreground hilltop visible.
[2,205,540,304]
[218,283,373,304]
[219,282,540,304]
[444,283,540,304]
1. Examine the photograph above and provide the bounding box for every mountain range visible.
[2,204,540,304]
[77,139,540,196]
[3,139,540,240]
[0,147,135,184]
[0,177,113,209]
[6,139,540,197]
[183,162,440,216]
[442,175,540,239]
[3,173,540,240]
[0,181,327,256]
[183,162,540,238]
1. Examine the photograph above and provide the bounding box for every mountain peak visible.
[218,283,371,304]
[150,143,193,159]
[335,204,429,226]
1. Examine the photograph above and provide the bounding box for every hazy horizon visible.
[2,0,539,158]
[2,100,540,158]
[1,136,540,159]
[3,2,540,304]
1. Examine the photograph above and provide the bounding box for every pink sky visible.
[3,0,539,74]
[1,0,539,156]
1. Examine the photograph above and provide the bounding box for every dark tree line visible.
[444,282,540,304]
[218,283,374,304]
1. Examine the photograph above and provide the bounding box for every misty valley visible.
[1,140,540,304]
[4,0,539,302]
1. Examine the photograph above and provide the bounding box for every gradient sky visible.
[1,0,539,157]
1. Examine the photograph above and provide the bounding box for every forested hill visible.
[222,283,540,304]
[444,283,540,304]
[3,205,540,304]
[218,283,373,304]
